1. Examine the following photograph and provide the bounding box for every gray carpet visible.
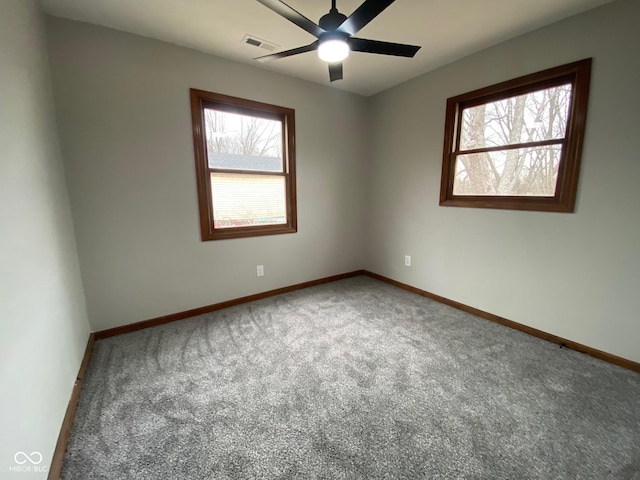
[62,276,640,479]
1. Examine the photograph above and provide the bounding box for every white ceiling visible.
[39,0,612,96]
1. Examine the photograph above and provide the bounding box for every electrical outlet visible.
[404,255,412,267]
[256,265,264,277]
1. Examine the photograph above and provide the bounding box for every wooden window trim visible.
[190,89,297,241]
[439,58,592,213]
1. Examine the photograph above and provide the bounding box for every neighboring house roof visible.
[208,152,282,172]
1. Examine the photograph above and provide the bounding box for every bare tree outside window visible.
[454,85,571,197]
[204,110,282,159]
[440,59,592,213]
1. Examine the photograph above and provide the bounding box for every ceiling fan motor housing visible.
[319,9,348,31]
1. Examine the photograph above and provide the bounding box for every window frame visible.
[439,58,592,213]
[190,88,297,241]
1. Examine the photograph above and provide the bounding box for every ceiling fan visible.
[254,0,421,82]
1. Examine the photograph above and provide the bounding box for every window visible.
[439,58,591,212]
[190,89,297,240]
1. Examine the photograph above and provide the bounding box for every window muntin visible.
[440,59,591,212]
[190,89,296,240]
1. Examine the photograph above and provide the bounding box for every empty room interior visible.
[2,0,639,478]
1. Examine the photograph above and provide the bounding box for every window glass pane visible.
[210,173,287,228]
[204,109,283,172]
[459,84,572,150]
[453,145,562,196]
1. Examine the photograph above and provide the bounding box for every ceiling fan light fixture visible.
[318,39,349,62]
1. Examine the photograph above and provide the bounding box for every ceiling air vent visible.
[242,34,278,52]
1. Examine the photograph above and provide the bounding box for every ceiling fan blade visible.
[329,62,343,82]
[350,37,420,57]
[338,0,396,36]
[255,41,320,62]
[256,0,326,38]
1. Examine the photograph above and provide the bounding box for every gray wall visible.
[366,0,640,363]
[46,18,369,331]
[0,0,91,475]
